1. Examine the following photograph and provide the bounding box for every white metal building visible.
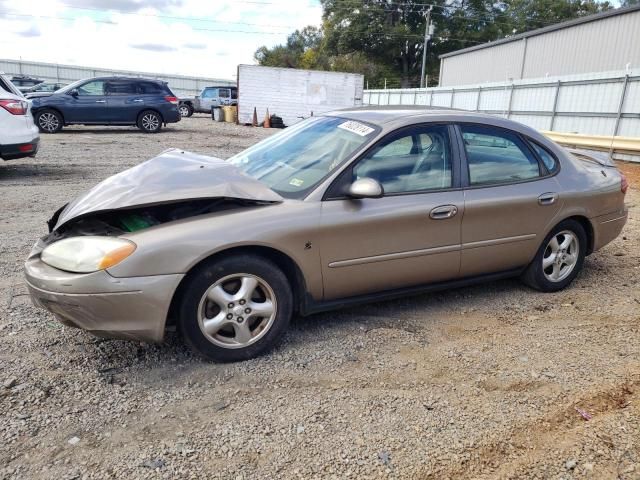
[439,5,640,87]
[0,59,234,97]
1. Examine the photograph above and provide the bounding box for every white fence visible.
[0,59,234,97]
[364,70,640,153]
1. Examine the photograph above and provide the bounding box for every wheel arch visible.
[166,245,308,327]
[544,215,594,256]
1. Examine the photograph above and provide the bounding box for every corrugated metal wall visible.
[440,8,640,86]
[364,69,640,160]
[0,59,234,97]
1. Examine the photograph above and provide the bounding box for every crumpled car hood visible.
[51,148,283,231]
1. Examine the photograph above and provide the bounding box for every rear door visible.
[218,88,231,106]
[64,79,109,123]
[106,79,141,124]
[457,123,562,277]
[319,124,463,299]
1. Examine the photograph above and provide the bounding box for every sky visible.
[0,0,323,80]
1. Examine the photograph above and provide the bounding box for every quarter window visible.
[529,141,559,174]
[77,80,105,96]
[353,125,452,194]
[461,125,541,186]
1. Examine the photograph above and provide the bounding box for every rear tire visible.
[178,254,293,362]
[36,109,63,133]
[137,110,162,133]
[521,219,587,292]
[179,103,193,118]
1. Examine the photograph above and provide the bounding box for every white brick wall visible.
[237,65,364,127]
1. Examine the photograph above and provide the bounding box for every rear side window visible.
[137,82,164,94]
[529,141,559,174]
[107,81,136,95]
[461,125,541,186]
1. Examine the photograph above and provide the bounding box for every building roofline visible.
[439,4,640,59]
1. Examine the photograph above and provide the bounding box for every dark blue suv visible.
[31,76,181,133]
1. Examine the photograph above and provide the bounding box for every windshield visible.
[57,78,91,94]
[228,116,377,198]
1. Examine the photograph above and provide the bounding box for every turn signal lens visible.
[41,236,136,273]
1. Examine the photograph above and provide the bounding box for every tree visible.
[255,0,616,88]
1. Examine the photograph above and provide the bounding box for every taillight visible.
[620,172,628,194]
[0,99,28,115]
[164,96,178,105]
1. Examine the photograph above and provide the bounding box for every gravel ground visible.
[1,116,639,480]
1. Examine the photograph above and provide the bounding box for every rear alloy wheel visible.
[178,255,292,362]
[521,219,587,292]
[137,110,162,133]
[179,104,193,118]
[36,109,63,133]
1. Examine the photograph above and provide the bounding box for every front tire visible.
[178,255,293,362]
[521,219,587,292]
[36,109,63,133]
[137,110,162,133]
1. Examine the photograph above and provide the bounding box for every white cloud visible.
[0,0,322,79]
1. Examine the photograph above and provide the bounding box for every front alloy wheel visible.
[37,110,62,133]
[178,254,292,362]
[198,274,277,349]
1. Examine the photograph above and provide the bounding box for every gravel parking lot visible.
[1,116,639,480]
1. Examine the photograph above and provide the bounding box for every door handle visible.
[95,100,106,103]
[538,193,558,206]
[430,205,458,220]
[133,99,144,103]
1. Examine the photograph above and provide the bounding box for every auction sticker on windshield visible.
[337,120,375,137]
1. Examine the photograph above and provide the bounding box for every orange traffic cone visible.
[252,107,258,127]
[264,108,271,128]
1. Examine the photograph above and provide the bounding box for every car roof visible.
[83,76,166,83]
[323,105,553,147]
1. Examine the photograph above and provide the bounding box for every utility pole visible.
[420,6,434,89]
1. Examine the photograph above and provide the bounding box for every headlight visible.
[41,236,136,273]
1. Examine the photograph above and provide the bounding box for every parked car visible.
[179,86,237,117]
[0,73,39,161]
[25,107,628,362]
[12,75,44,92]
[23,82,68,99]
[30,76,181,133]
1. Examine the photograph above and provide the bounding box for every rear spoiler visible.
[565,148,616,168]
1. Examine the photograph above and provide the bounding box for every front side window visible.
[228,116,377,198]
[461,125,540,186]
[201,88,216,98]
[353,125,452,194]
[76,80,105,96]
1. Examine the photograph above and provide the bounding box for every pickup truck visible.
[179,86,237,117]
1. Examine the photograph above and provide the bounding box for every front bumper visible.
[0,137,39,160]
[25,256,184,342]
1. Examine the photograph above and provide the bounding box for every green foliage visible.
[254,0,615,88]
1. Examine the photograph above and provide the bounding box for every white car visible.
[0,72,39,161]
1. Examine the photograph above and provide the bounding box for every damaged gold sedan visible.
[25,108,628,361]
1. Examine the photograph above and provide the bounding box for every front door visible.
[319,124,463,299]
[458,124,563,277]
[63,80,109,123]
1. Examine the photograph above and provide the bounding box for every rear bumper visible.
[163,107,181,124]
[592,208,628,251]
[0,137,39,160]
[25,255,184,343]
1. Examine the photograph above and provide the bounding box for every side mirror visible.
[348,177,384,199]
[69,89,78,97]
